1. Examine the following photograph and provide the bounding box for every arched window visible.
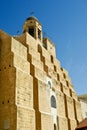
[51,95,56,108]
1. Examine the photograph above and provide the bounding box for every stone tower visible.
[0,16,82,130]
[23,16,42,41]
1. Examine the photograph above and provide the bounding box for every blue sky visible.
[0,0,87,95]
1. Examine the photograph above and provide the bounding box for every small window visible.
[69,89,72,97]
[60,82,63,92]
[43,43,47,49]
[51,55,54,63]
[38,29,41,40]
[57,73,60,81]
[29,27,34,37]
[66,81,69,87]
[54,124,57,130]
[51,95,56,108]
[54,65,57,72]
[63,73,66,79]
[61,67,63,71]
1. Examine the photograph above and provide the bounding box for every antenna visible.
[30,11,34,16]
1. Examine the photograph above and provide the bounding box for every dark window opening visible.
[61,67,63,71]
[66,81,69,87]
[60,82,63,92]
[51,95,56,108]
[54,65,57,72]
[29,28,34,37]
[38,29,41,40]
[51,55,54,63]
[54,124,57,130]
[57,73,60,81]
[69,89,72,97]
[63,73,66,79]
[43,43,47,49]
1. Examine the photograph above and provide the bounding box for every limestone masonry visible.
[0,16,82,130]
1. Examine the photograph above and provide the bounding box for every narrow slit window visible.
[57,73,60,81]
[51,55,54,63]
[54,65,57,72]
[38,29,41,40]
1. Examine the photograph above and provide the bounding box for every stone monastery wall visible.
[0,16,82,130]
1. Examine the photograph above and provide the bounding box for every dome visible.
[25,16,41,25]
[26,16,39,22]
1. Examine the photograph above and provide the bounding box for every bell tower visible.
[23,16,42,42]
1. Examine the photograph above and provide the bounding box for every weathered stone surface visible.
[0,16,82,130]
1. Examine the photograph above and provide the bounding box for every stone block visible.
[72,91,78,101]
[13,53,30,73]
[17,107,35,130]
[26,33,38,51]
[0,30,11,57]
[48,68,57,80]
[38,80,51,113]
[41,113,53,130]
[74,100,82,122]
[63,86,70,96]
[58,116,68,130]
[27,54,43,71]
[41,47,51,61]
[14,33,26,46]
[0,67,16,99]
[54,59,60,69]
[16,69,33,108]
[28,45,40,60]
[66,95,75,119]
[30,65,46,82]
[52,78,60,91]
[43,38,56,57]
[44,58,54,70]
[0,52,13,71]
[0,105,17,130]
[68,119,77,130]
[11,37,27,60]
[56,91,66,117]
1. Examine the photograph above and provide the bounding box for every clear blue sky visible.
[0,0,87,95]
